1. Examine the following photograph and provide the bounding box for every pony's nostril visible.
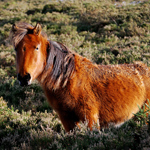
[26,73,31,81]
[17,73,22,81]
[17,73,31,81]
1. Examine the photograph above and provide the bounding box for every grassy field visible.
[0,0,150,149]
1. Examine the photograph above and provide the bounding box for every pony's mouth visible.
[17,73,32,86]
[19,80,31,86]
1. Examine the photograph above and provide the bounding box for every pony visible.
[10,22,150,132]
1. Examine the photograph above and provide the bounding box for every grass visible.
[0,0,150,149]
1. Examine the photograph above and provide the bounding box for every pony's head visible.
[10,22,49,86]
[10,22,75,88]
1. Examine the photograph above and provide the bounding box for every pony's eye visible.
[35,44,40,51]
[23,47,26,51]
[35,47,39,51]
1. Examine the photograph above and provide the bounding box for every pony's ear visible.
[33,23,41,35]
[11,24,19,32]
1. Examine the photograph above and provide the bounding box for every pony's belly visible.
[97,73,146,127]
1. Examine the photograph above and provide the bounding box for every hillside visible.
[0,0,150,149]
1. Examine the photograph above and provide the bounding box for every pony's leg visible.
[76,122,80,129]
[85,112,100,130]
[58,114,79,132]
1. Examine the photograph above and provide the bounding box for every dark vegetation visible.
[0,0,150,149]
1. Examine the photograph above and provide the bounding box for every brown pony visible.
[10,22,150,132]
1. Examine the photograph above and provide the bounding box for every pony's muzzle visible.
[17,73,31,86]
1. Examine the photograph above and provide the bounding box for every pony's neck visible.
[37,41,75,90]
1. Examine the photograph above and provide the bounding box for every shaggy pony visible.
[10,22,150,132]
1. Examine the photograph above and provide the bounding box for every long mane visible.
[43,41,75,90]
